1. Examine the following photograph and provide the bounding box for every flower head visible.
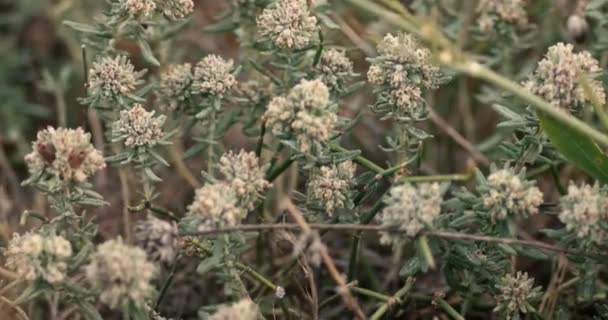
[134,216,179,264]
[494,272,542,320]
[263,79,337,153]
[476,0,528,33]
[192,55,237,97]
[112,104,166,147]
[379,182,447,244]
[88,55,145,104]
[524,43,605,113]
[367,33,442,121]
[159,63,193,110]
[306,161,356,216]
[85,238,157,309]
[4,232,72,284]
[256,0,318,49]
[210,299,258,320]
[480,166,543,221]
[157,0,194,20]
[316,49,356,94]
[187,183,247,230]
[559,183,608,245]
[123,0,156,17]
[217,150,271,210]
[24,126,106,183]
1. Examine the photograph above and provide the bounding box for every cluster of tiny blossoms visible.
[559,183,608,245]
[85,238,157,310]
[475,0,528,33]
[121,0,194,19]
[315,49,357,94]
[159,63,193,110]
[209,299,259,320]
[494,272,542,320]
[189,150,270,230]
[525,43,606,114]
[4,232,72,284]
[112,104,167,148]
[24,126,106,183]
[379,182,447,244]
[256,0,317,50]
[87,55,145,105]
[367,33,442,121]
[217,150,271,210]
[480,167,543,221]
[135,216,179,264]
[263,79,337,154]
[524,43,605,114]
[192,54,237,97]
[306,161,356,216]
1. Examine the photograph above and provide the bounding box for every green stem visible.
[436,298,465,320]
[255,122,266,158]
[399,173,472,183]
[330,144,384,174]
[370,279,415,320]
[418,235,436,270]
[155,255,179,309]
[350,286,392,302]
[266,158,294,182]
[347,234,360,281]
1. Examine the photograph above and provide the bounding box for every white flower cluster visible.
[256,0,318,49]
[306,161,356,216]
[559,183,608,245]
[379,182,447,244]
[157,0,195,20]
[494,271,542,320]
[476,0,528,33]
[88,55,145,103]
[25,126,106,183]
[481,167,543,221]
[4,232,72,284]
[263,79,337,153]
[524,43,605,113]
[159,63,193,109]
[112,104,167,147]
[209,299,259,320]
[192,54,237,97]
[217,150,271,210]
[367,33,442,121]
[135,216,179,264]
[85,238,157,309]
[121,0,194,19]
[187,183,247,230]
[124,0,156,17]
[316,49,356,94]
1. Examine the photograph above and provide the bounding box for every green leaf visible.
[539,112,608,182]
[137,38,160,67]
[76,301,104,320]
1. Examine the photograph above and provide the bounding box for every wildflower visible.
[494,272,542,320]
[157,0,195,20]
[4,232,72,284]
[187,183,247,230]
[123,0,156,17]
[524,43,605,113]
[24,126,106,183]
[263,79,337,153]
[256,0,318,49]
[192,54,237,97]
[367,33,442,121]
[306,161,356,216]
[87,55,145,104]
[559,183,608,245]
[379,183,447,244]
[316,49,356,94]
[85,238,157,310]
[210,299,259,320]
[217,150,271,210]
[112,104,166,148]
[159,63,193,110]
[476,0,528,33]
[480,167,543,221]
[134,216,179,264]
